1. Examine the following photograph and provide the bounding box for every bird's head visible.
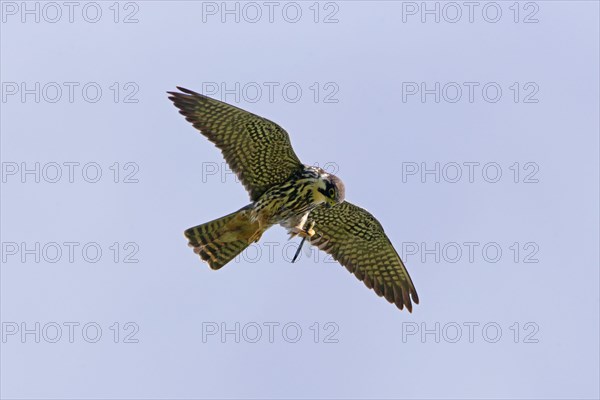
[318,173,345,207]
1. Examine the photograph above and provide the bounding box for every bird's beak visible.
[326,199,336,208]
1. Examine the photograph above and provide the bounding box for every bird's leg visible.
[288,220,315,239]
[292,220,315,263]
[305,220,316,238]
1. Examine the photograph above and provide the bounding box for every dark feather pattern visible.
[170,87,419,312]
[168,87,304,201]
[308,201,419,312]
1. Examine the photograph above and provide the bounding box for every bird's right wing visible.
[168,87,304,201]
[307,201,419,312]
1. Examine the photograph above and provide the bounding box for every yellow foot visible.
[289,221,315,239]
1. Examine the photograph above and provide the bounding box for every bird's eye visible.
[329,188,335,197]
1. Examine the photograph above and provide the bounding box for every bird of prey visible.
[168,87,419,312]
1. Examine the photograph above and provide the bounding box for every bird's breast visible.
[252,177,324,225]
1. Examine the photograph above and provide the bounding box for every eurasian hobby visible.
[168,87,419,312]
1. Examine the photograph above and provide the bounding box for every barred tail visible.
[184,205,258,270]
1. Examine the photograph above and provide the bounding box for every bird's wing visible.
[168,87,304,201]
[307,201,419,312]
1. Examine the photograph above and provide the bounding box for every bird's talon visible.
[295,230,313,239]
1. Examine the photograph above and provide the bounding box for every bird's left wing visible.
[307,201,419,312]
[168,87,304,201]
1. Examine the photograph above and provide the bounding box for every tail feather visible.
[184,206,258,269]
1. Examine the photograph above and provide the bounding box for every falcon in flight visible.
[168,87,419,312]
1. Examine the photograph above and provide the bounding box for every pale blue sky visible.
[1,1,599,399]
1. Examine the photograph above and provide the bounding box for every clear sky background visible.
[1,1,599,399]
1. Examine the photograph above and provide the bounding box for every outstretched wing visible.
[307,201,419,312]
[168,87,304,201]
